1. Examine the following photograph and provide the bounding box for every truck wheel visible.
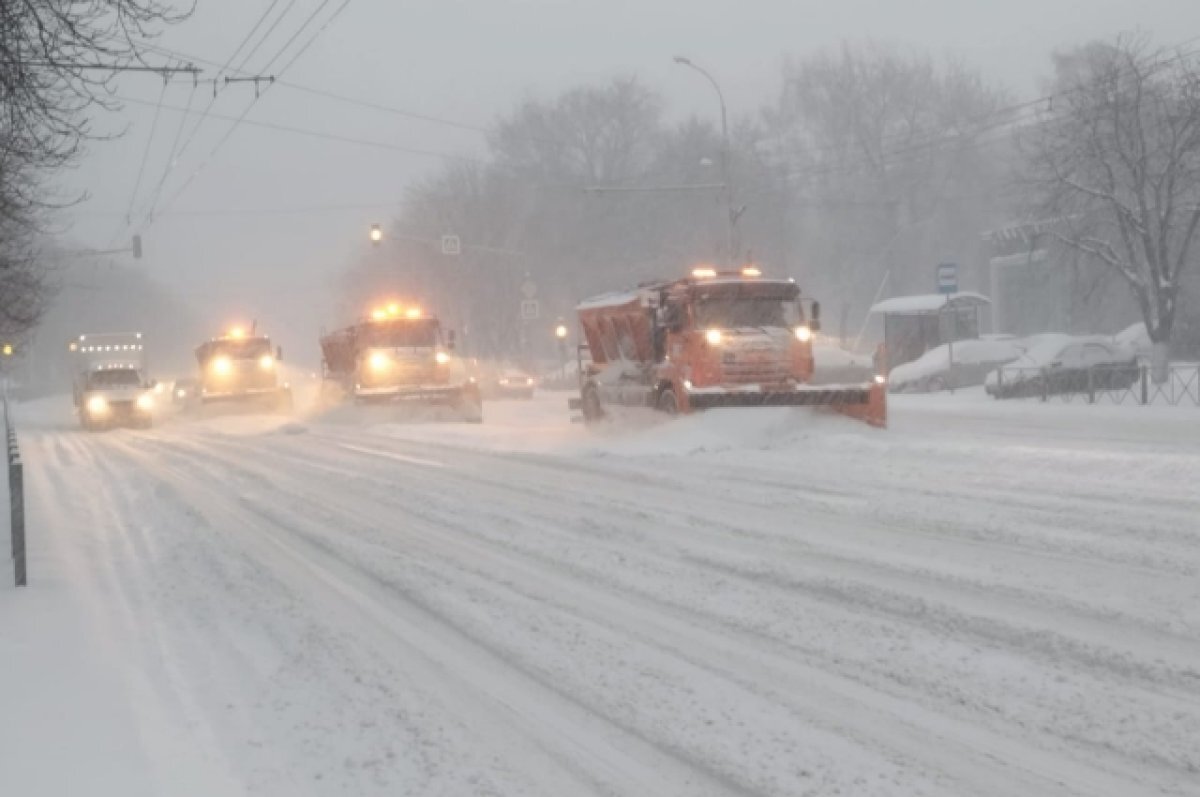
[581,384,604,423]
[927,375,945,393]
[657,387,679,415]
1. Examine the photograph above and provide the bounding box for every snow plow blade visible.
[688,381,887,428]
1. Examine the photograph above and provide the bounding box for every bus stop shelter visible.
[869,292,991,369]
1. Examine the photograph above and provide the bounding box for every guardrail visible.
[3,397,25,587]
[990,363,1200,406]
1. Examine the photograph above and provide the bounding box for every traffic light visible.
[2,343,14,356]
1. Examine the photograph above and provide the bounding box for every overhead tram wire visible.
[144,0,356,226]
[255,0,346,75]
[126,0,295,233]
[158,0,294,189]
[124,30,1200,177]
[231,0,300,74]
[113,77,168,244]
[135,81,198,226]
[116,93,484,162]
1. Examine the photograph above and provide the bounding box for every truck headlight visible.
[794,326,813,343]
[259,354,275,370]
[368,351,390,372]
[86,395,108,414]
[705,329,722,345]
[136,394,154,411]
[435,351,450,365]
[211,356,232,375]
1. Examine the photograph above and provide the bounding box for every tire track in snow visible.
[106,433,756,797]
[143,426,1197,794]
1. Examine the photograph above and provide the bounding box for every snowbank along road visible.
[2,391,1199,796]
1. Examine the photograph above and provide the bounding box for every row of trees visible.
[0,1,184,346]
[352,46,1015,356]
[1022,35,1200,377]
[354,35,1200,373]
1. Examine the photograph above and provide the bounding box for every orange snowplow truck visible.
[569,267,886,427]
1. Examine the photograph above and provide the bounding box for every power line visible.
[233,0,300,74]
[124,3,292,234]
[0,60,199,74]
[141,2,365,223]
[273,81,489,134]
[129,37,493,138]
[116,78,168,240]
[273,0,355,77]
[257,0,339,75]
[135,82,199,227]
[116,93,483,161]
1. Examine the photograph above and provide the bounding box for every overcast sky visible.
[56,0,1200,350]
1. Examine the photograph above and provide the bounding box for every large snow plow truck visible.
[569,267,886,427]
[195,326,292,411]
[70,332,157,430]
[319,303,482,422]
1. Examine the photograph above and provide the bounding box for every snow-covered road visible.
[3,392,1199,796]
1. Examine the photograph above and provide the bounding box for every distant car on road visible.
[483,365,536,399]
[172,377,200,407]
[984,336,1139,398]
[889,337,1027,393]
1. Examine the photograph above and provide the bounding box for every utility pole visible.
[674,56,739,264]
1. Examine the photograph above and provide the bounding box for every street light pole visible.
[674,56,738,265]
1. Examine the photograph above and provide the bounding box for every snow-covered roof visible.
[870,292,991,315]
[576,289,645,311]
[889,338,1025,385]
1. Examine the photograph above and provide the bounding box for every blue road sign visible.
[937,262,958,295]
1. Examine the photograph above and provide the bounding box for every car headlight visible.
[794,326,813,343]
[259,354,275,370]
[525,378,533,386]
[136,394,154,411]
[873,374,887,385]
[86,395,108,414]
[435,351,450,365]
[211,356,232,375]
[368,351,390,372]
[705,329,722,345]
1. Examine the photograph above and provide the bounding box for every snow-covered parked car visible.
[1113,322,1153,359]
[984,335,1139,398]
[888,337,1026,393]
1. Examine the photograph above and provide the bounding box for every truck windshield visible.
[88,369,142,388]
[361,319,440,347]
[210,338,271,359]
[694,298,801,329]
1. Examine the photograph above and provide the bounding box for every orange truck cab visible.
[319,304,482,422]
[570,267,885,426]
[196,329,292,411]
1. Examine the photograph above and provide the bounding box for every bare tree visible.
[767,43,1012,326]
[1022,34,1200,380]
[0,0,188,347]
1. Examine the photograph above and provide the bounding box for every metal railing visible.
[991,363,1200,406]
[4,397,25,587]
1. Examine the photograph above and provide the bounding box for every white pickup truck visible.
[71,332,158,430]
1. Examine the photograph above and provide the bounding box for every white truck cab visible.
[71,332,157,430]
